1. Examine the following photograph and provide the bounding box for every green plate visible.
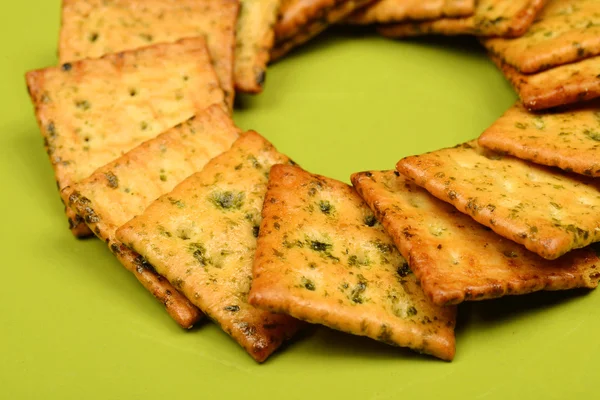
[2,1,598,399]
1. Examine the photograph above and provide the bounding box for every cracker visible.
[25,37,225,236]
[352,170,600,306]
[377,0,546,38]
[397,141,600,260]
[482,0,600,73]
[235,0,281,93]
[59,0,238,109]
[491,54,600,110]
[346,0,475,25]
[66,105,239,328]
[116,132,303,362]
[249,165,457,361]
[478,101,600,177]
[272,0,376,60]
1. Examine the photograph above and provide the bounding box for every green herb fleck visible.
[209,190,245,210]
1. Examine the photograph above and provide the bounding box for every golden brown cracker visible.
[235,0,281,93]
[59,0,238,109]
[378,0,547,38]
[352,170,600,306]
[478,101,600,177]
[116,132,302,362]
[249,165,457,361]
[397,141,600,260]
[346,0,475,25]
[491,54,600,110]
[483,0,600,73]
[66,105,239,327]
[25,37,225,236]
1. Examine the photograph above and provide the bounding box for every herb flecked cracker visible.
[26,37,225,236]
[235,0,281,93]
[397,141,600,260]
[491,54,600,110]
[352,170,600,306]
[378,0,546,38]
[66,105,239,328]
[116,132,303,362]
[346,0,475,25]
[249,165,457,361]
[59,0,238,109]
[482,0,600,74]
[478,101,600,177]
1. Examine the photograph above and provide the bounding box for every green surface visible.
[1,1,598,399]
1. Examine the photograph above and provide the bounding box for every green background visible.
[2,1,598,399]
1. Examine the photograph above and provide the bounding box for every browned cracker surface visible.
[346,0,475,25]
[116,132,303,362]
[352,170,600,306]
[397,141,600,260]
[249,165,457,361]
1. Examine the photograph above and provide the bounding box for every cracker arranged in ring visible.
[116,132,303,362]
[478,101,600,177]
[235,0,281,93]
[397,141,600,260]
[249,165,457,361]
[378,0,547,38]
[491,54,600,110]
[66,105,239,328]
[26,37,225,236]
[352,170,600,306]
[59,0,238,109]
[482,0,600,74]
[346,0,475,25]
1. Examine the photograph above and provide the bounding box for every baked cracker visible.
[478,100,600,177]
[59,0,238,109]
[249,165,457,361]
[26,37,225,236]
[346,0,475,25]
[352,170,600,306]
[116,132,303,362]
[482,0,600,73]
[491,54,600,110]
[66,105,239,328]
[235,0,281,93]
[397,141,600,260]
[378,0,547,38]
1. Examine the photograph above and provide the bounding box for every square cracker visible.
[25,37,225,236]
[397,141,600,260]
[482,0,600,74]
[249,165,457,361]
[66,105,239,328]
[478,101,600,177]
[491,54,600,110]
[377,0,546,38]
[235,0,281,93]
[116,132,303,362]
[345,0,475,25]
[352,170,600,306]
[272,0,376,60]
[59,0,238,109]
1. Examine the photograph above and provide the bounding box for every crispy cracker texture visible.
[25,37,225,236]
[235,0,281,93]
[66,105,239,327]
[491,54,600,110]
[352,170,600,306]
[482,0,600,73]
[378,0,547,38]
[249,165,457,361]
[116,132,303,362]
[397,141,600,260]
[59,0,238,109]
[346,0,475,25]
[478,101,600,177]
